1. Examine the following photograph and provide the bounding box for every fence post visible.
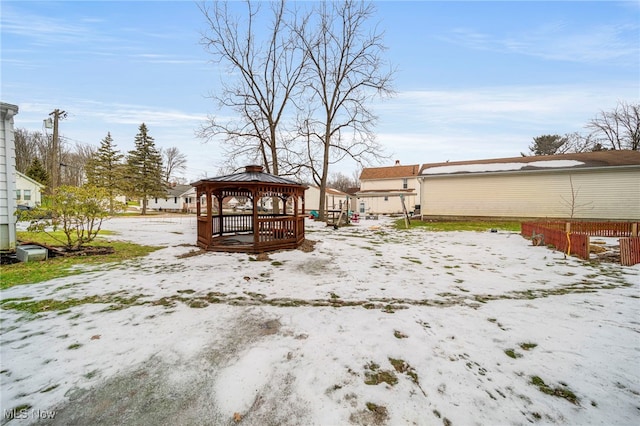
[632,223,638,237]
[565,222,571,233]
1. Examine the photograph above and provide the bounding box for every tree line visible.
[15,123,188,215]
[526,101,639,156]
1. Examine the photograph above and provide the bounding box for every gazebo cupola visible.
[191,165,308,253]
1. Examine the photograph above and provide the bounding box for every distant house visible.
[356,161,420,214]
[1,102,19,252]
[15,171,45,208]
[304,185,350,213]
[146,184,196,213]
[418,151,640,220]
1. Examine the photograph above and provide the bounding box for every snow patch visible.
[422,159,585,175]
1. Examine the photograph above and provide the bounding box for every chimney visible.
[245,165,264,173]
[394,160,400,166]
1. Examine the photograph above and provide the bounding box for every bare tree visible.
[294,0,394,220]
[60,142,95,187]
[162,146,188,183]
[560,175,592,219]
[197,0,307,176]
[327,171,357,193]
[586,101,639,151]
[14,128,37,173]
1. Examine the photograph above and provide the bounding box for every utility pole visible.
[49,109,67,192]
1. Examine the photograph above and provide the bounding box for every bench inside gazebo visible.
[191,165,308,253]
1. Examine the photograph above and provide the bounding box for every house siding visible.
[420,167,640,220]
[358,177,419,214]
[16,172,44,207]
[1,103,19,251]
[304,186,349,213]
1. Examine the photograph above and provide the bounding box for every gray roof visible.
[191,165,303,187]
[166,184,193,197]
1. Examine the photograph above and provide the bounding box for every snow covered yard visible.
[1,215,638,425]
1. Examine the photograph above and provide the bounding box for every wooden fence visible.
[620,238,640,266]
[526,221,638,237]
[522,221,640,265]
[521,222,590,260]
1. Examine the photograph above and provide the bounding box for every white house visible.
[418,151,640,221]
[1,102,19,252]
[15,171,45,207]
[147,184,196,213]
[356,161,420,215]
[304,185,350,213]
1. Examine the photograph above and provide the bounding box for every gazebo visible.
[191,165,308,253]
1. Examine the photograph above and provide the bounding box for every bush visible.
[24,185,123,250]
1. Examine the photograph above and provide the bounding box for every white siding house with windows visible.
[146,184,196,213]
[418,151,640,220]
[1,102,19,251]
[356,161,420,215]
[16,171,45,207]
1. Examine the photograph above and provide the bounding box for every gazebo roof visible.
[191,165,303,187]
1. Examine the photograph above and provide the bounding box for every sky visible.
[2,0,639,183]
[2,216,639,423]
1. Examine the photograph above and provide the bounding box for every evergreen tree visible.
[26,157,49,187]
[126,123,165,215]
[86,132,124,212]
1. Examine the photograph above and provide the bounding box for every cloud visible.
[442,22,639,64]
[369,83,637,163]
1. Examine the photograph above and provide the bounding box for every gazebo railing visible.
[211,214,254,235]
[257,216,299,243]
[209,214,303,237]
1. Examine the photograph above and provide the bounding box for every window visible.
[23,190,31,201]
[15,190,21,200]
[174,197,178,204]
[402,178,408,189]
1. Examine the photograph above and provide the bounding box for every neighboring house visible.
[356,161,420,214]
[15,171,45,208]
[147,184,196,213]
[418,151,640,221]
[305,185,350,213]
[1,102,19,252]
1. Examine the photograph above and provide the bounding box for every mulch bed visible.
[19,241,115,258]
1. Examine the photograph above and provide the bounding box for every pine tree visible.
[86,132,124,212]
[26,157,49,187]
[126,123,165,215]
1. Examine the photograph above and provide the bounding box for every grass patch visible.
[394,219,521,232]
[393,330,408,339]
[364,361,397,386]
[519,342,538,351]
[504,348,523,359]
[0,293,146,314]
[530,376,579,405]
[1,232,162,289]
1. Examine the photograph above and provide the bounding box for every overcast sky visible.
[2,0,638,182]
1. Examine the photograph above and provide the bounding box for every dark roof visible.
[360,164,420,180]
[191,165,304,187]
[419,150,640,176]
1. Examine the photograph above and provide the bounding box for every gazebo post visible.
[217,193,223,237]
[205,189,213,247]
[252,188,259,247]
